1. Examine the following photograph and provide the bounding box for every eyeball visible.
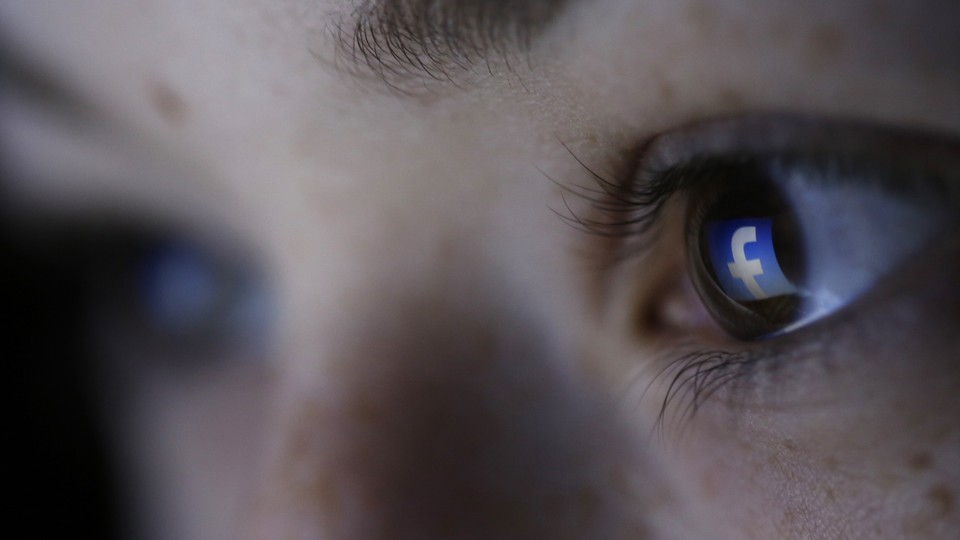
[86,226,274,364]
[684,155,952,340]
[140,243,222,334]
[136,238,272,348]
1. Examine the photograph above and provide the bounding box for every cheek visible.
[102,359,275,539]
[654,231,960,538]
[661,405,957,539]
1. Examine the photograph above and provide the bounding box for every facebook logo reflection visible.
[706,218,796,302]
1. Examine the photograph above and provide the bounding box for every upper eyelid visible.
[643,114,960,172]
[552,136,693,265]
[558,114,960,245]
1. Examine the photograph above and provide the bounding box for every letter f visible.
[728,226,768,300]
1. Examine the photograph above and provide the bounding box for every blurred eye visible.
[88,225,273,364]
[136,238,271,345]
[664,120,960,339]
[141,243,223,334]
[3,215,275,370]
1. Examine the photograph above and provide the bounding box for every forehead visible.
[2,1,957,232]
[5,0,958,104]
[0,1,336,153]
[2,0,958,235]
[3,1,958,124]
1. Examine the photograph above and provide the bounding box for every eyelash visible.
[646,348,748,434]
[553,144,754,428]
[551,142,680,248]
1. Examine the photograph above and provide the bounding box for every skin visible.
[2,0,958,539]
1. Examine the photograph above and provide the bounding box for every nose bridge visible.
[253,240,628,539]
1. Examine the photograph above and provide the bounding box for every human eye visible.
[565,114,960,413]
[1,50,279,538]
[89,226,273,369]
[0,61,274,372]
[5,211,274,375]
[661,116,959,340]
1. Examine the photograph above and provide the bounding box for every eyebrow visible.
[332,0,570,93]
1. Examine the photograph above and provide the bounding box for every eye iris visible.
[133,239,272,347]
[686,160,807,338]
[140,244,221,334]
[89,231,274,359]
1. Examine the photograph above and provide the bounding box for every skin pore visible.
[2,0,958,539]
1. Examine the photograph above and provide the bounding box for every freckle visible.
[928,484,954,518]
[349,394,384,426]
[304,470,343,526]
[684,1,717,37]
[572,486,602,526]
[700,469,718,499]
[824,486,836,502]
[607,465,632,497]
[908,452,934,471]
[658,80,677,102]
[865,0,896,25]
[148,80,191,125]
[717,88,745,109]
[932,424,950,444]
[768,18,795,41]
[806,24,848,70]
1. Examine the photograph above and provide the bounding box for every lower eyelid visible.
[672,227,960,416]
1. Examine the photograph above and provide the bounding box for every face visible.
[3,1,958,539]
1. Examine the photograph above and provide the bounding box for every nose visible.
[248,257,635,539]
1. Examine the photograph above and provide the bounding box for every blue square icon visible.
[706,218,797,302]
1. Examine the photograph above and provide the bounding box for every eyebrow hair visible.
[332,0,570,93]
